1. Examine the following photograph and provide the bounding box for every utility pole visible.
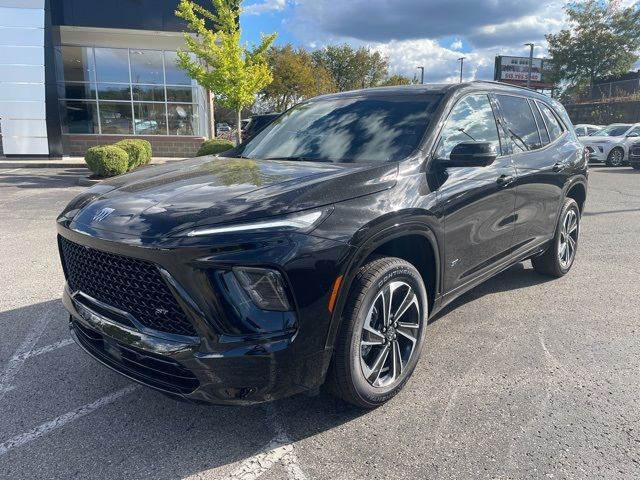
[524,43,534,89]
[458,57,465,83]
[416,66,424,84]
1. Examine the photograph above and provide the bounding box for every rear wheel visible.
[327,257,428,408]
[532,198,580,277]
[606,147,624,167]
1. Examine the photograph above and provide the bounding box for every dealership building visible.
[0,0,211,158]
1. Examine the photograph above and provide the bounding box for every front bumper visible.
[584,145,605,162]
[58,224,349,405]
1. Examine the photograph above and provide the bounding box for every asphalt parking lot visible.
[1,165,639,479]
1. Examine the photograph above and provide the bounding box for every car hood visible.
[64,156,397,240]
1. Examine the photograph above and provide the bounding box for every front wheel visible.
[326,257,428,408]
[532,198,580,277]
[606,147,625,167]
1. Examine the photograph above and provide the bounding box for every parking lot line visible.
[12,338,74,361]
[0,385,138,457]
[0,312,53,403]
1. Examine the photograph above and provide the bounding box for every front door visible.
[435,93,517,297]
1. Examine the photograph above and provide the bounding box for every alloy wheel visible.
[360,281,421,388]
[608,149,624,166]
[558,209,578,269]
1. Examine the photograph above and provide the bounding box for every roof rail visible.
[471,80,536,93]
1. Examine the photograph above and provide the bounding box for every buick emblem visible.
[92,207,114,222]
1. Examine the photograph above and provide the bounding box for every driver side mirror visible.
[436,141,498,168]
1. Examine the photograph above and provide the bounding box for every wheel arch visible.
[324,221,441,351]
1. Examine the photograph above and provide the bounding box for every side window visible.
[496,94,542,152]
[537,102,564,142]
[437,94,501,159]
[530,100,550,146]
[587,127,600,136]
[628,126,640,136]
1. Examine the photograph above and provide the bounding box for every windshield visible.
[237,94,442,163]
[594,125,632,137]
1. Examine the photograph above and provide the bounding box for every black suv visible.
[57,82,587,408]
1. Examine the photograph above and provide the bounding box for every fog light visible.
[233,267,292,311]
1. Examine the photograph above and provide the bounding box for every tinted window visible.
[538,102,563,142]
[436,94,501,159]
[240,95,442,163]
[575,126,586,136]
[628,126,640,136]
[530,101,550,146]
[497,94,541,152]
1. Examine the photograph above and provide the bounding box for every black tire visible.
[532,198,580,277]
[605,147,625,167]
[326,257,428,408]
[632,164,640,170]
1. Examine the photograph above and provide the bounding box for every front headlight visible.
[185,208,331,237]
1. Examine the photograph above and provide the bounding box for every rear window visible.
[537,102,564,142]
[497,94,542,152]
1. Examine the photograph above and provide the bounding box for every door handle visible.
[496,174,514,186]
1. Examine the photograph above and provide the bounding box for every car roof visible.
[313,80,551,101]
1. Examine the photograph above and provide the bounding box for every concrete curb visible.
[0,161,86,169]
[78,176,101,186]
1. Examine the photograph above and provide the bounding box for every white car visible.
[574,124,602,137]
[581,123,640,166]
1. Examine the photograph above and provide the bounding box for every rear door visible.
[436,93,517,296]
[496,94,566,254]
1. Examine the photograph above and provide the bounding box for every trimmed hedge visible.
[197,139,234,156]
[85,146,129,177]
[114,139,149,169]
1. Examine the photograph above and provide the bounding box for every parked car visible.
[216,122,231,135]
[580,123,640,166]
[241,113,281,142]
[57,82,587,408]
[574,124,602,137]
[630,141,640,170]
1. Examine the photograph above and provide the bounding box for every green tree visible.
[312,44,389,91]
[263,44,334,111]
[175,0,277,143]
[546,0,640,88]
[380,74,413,86]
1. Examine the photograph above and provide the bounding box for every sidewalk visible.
[0,156,187,169]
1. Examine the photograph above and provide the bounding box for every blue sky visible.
[239,0,638,83]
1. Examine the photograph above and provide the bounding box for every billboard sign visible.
[494,56,554,88]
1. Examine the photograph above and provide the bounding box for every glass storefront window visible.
[59,101,98,134]
[164,51,191,85]
[57,46,204,136]
[95,48,130,83]
[166,86,195,103]
[133,102,167,135]
[168,104,197,135]
[58,82,96,100]
[130,49,164,84]
[99,102,133,134]
[97,83,131,101]
[132,85,165,102]
[56,46,95,83]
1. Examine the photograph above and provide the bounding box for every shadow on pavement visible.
[0,168,88,189]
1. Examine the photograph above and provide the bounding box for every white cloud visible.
[285,0,573,83]
[244,0,287,16]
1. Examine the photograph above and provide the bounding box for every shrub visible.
[84,146,129,177]
[134,139,153,163]
[197,139,234,156]
[114,139,148,169]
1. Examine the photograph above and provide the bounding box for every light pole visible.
[458,57,465,83]
[416,66,424,84]
[524,43,534,89]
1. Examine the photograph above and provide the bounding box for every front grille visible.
[72,321,199,395]
[59,236,198,337]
